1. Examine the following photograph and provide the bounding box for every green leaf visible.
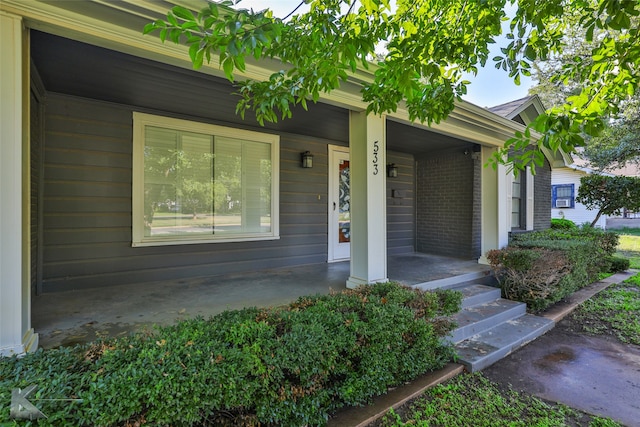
[222,57,234,80]
[172,5,193,21]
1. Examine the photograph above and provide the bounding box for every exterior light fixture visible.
[387,163,398,178]
[301,151,313,168]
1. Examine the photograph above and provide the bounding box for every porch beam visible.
[347,112,388,288]
[0,12,37,356]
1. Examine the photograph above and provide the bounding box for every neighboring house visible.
[0,2,566,355]
[551,164,611,228]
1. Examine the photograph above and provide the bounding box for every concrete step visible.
[455,314,555,372]
[450,283,502,309]
[413,270,494,291]
[448,298,526,343]
[421,274,556,374]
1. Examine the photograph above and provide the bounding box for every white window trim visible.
[132,112,280,247]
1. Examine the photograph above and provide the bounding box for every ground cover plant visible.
[377,373,621,427]
[0,282,461,427]
[571,274,640,346]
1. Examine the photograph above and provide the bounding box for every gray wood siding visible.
[387,151,415,255]
[30,90,43,295]
[41,93,348,292]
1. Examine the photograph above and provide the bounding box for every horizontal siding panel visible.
[43,241,326,278]
[45,243,132,262]
[44,181,130,198]
[280,224,326,235]
[46,117,131,142]
[46,132,131,154]
[44,197,131,213]
[42,254,328,292]
[280,202,326,215]
[280,212,327,224]
[45,148,131,169]
[387,222,413,232]
[280,170,327,185]
[280,192,329,204]
[44,213,130,228]
[44,228,131,245]
[45,164,131,183]
[388,245,414,255]
[388,229,414,239]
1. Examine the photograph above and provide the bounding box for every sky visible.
[238,0,534,108]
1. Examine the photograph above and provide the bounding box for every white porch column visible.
[0,12,37,356]
[526,166,535,231]
[346,111,388,288]
[478,146,510,264]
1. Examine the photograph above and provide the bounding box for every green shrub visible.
[0,282,461,427]
[604,256,630,273]
[551,218,577,230]
[487,247,575,312]
[487,227,620,312]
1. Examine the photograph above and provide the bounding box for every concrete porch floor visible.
[32,253,490,349]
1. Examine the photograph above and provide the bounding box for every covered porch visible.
[33,253,490,349]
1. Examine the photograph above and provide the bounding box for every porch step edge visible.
[453,284,502,309]
[455,314,555,372]
[413,270,492,291]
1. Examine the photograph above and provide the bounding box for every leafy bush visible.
[487,247,575,312]
[551,218,577,230]
[0,282,461,427]
[487,228,620,312]
[604,256,630,273]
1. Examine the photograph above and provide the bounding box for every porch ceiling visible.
[31,30,471,156]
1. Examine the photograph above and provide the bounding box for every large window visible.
[132,113,279,246]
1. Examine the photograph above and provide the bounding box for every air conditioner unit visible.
[556,199,571,208]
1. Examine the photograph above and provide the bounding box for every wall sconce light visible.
[301,151,313,168]
[387,163,398,178]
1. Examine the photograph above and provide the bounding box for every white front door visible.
[328,145,350,261]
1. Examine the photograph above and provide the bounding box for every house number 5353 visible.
[372,140,379,175]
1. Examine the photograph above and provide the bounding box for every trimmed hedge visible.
[0,282,461,427]
[550,218,577,230]
[487,227,620,312]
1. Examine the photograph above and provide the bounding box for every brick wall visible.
[415,147,479,258]
[534,157,552,230]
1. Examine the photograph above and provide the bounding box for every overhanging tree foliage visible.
[576,174,640,227]
[526,10,640,172]
[144,0,640,172]
[583,97,640,170]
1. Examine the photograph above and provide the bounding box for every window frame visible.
[132,112,280,247]
[552,184,575,209]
